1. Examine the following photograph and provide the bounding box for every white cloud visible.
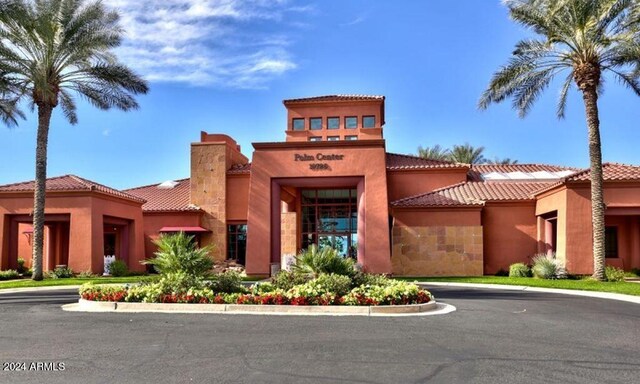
[108,0,311,88]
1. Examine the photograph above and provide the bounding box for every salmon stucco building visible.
[2,95,640,277]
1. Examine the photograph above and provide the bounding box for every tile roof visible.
[564,162,640,182]
[386,153,468,170]
[283,95,385,104]
[392,181,554,208]
[125,178,199,212]
[227,163,252,174]
[468,163,577,181]
[0,175,145,203]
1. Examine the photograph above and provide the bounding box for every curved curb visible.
[418,282,640,305]
[62,299,453,317]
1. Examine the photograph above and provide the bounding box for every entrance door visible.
[104,233,116,256]
[301,189,357,258]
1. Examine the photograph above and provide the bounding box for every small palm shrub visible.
[509,263,531,278]
[0,270,19,280]
[16,258,27,274]
[531,254,560,279]
[605,266,625,282]
[208,270,245,293]
[271,270,312,291]
[50,266,74,279]
[108,260,128,277]
[291,245,355,277]
[145,232,213,277]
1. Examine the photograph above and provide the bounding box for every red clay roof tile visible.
[386,153,468,170]
[283,95,384,104]
[392,181,554,208]
[0,175,145,203]
[564,162,640,182]
[227,163,252,174]
[124,178,198,212]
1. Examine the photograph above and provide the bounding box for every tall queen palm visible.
[0,0,148,280]
[479,0,640,281]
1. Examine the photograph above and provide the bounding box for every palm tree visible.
[449,143,486,164]
[0,0,149,280]
[417,144,451,161]
[479,0,640,280]
[490,157,519,165]
[0,75,24,126]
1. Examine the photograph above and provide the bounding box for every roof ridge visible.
[0,174,72,189]
[392,181,470,205]
[472,163,581,170]
[387,152,460,165]
[67,174,95,190]
[124,177,190,192]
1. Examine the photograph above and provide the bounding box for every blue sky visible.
[1,0,639,190]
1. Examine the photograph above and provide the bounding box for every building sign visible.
[294,153,344,171]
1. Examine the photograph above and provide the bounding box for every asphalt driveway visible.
[0,286,638,384]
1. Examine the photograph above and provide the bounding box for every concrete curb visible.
[0,285,82,294]
[64,298,444,317]
[418,282,640,304]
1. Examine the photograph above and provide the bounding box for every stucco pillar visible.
[631,218,640,270]
[270,181,281,264]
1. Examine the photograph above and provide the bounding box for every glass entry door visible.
[301,189,357,258]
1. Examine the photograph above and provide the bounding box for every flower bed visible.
[79,278,433,307]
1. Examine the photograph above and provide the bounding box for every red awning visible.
[159,226,210,233]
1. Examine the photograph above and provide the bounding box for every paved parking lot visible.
[0,286,639,384]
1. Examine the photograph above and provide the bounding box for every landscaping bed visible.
[78,233,434,308]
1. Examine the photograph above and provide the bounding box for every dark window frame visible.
[362,115,376,128]
[345,116,358,129]
[605,226,619,259]
[227,223,247,264]
[292,118,305,131]
[327,117,340,130]
[310,117,323,130]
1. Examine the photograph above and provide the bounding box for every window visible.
[605,227,618,258]
[310,117,322,130]
[327,117,340,130]
[301,189,358,258]
[327,136,339,141]
[227,224,247,264]
[309,136,322,142]
[363,116,376,128]
[292,118,305,131]
[345,135,358,141]
[345,116,357,129]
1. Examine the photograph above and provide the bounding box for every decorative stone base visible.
[68,299,440,316]
[392,225,483,276]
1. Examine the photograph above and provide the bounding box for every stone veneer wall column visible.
[190,143,227,261]
[391,226,483,276]
[281,212,297,256]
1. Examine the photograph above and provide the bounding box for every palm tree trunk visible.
[31,104,53,281]
[580,87,606,281]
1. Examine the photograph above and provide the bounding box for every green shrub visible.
[145,232,213,277]
[0,270,20,280]
[531,254,558,279]
[313,273,352,296]
[108,260,129,277]
[16,258,26,274]
[50,266,74,279]
[207,270,246,293]
[252,282,277,295]
[77,270,98,278]
[271,270,312,291]
[291,244,355,277]
[605,266,625,282]
[509,263,531,278]
[341,280,433,306]
[351,272,390,288]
